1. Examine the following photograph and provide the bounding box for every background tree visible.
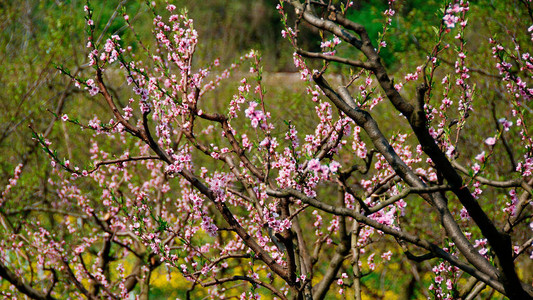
[0,0,532,299]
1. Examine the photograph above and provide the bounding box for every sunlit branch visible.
[202,275,287,300]
[266,187,507,294]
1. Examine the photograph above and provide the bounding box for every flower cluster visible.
[245,101,267,129]
[442,1,469,29]
[0,163,23,206]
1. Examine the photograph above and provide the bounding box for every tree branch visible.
[202,275,287,300]
[0,260,56,300]
[266,187,507,295]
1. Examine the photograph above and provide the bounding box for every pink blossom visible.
[443,14,458,28]
[498,118,513,131]
[484,137,497,146]
[329,161,340,173]
[381,251,392,261]
[394,83,403,91]
[460,207,470,220]
[474,238,488,255]
[244,102,267,129]
[435,275,443,284]
[475,151,485,162]
[308,158,321,172]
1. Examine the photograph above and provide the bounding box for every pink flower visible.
[474,238,488,255]
[475,151,485,162]
[498,118,513,131]
[446,279,453,290]
[329,161,340,173]
[61,114,69,122]
[460,207,470,220]
[89,86,100,96]
[381,251,392,261]
[443,14,458,28]
[244,102,267,129]
[394,83,403,91]
[308,159,321,172]
[485,137,497,146]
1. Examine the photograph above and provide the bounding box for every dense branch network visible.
[0,1,531,299]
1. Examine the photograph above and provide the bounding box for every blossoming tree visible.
[1,0,532,299]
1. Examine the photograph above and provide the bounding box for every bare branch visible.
[266,187,506,295]
[0,260,56,300]
[202,276,287,300]
[296,48,373,69]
